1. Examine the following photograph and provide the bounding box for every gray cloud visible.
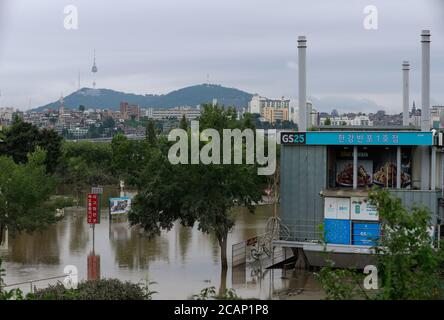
[0,0,443,112]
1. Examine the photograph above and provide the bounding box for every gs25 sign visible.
[280,132,306,145]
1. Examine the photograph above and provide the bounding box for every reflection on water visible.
[0,187,323,299]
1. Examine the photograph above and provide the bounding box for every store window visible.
[327,146,412,189]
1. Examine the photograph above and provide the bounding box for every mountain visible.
[33,84,253,111]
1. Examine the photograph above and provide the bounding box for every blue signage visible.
[281,131,433,146]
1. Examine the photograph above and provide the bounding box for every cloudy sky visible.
[0,0,443,112]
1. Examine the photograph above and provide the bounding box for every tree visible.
[66,157,90,206]
[316,188,444,300]
[0,116,62,174]
[0,116,39,164]
[369,189,444,300]
[145,119,157,145]
[0,149,62,244]
[324,117,331,125]
[38,128,63,174]
[79,105,85,113]
[111,134,151,186]
[179,114,188,130]
[58,141,115,186]
[129,104,264,269]
[102,117,116,130]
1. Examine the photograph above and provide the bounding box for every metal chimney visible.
[298,36,307,132]
[420,30,431,190]
[421,30,431,131]
[402,61,410,126]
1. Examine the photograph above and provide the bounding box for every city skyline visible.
[0,0,443,112]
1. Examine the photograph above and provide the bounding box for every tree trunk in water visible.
[218,264,228,297]
[0,224,4,246]
[76,188,80,208]
[219,233,228,270]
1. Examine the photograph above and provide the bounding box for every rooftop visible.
[316,125,421,132]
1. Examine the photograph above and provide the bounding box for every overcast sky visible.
[0,0,443,112]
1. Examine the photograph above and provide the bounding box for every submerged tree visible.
[129,104,265,269]
[0,149,64,244]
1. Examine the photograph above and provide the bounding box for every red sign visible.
[246,237,258,246]
[87,193,99,224]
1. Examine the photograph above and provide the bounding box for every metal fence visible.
[1,275,67,294]
[232,240,247,267]
[279,219,323,242]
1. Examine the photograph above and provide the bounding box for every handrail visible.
[2,274,67,293]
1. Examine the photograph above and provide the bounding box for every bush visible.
[316,188,444,300]
[191,286,250,300]
[31,278,154,300]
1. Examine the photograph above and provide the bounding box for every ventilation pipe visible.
[420,30,431,190]
[298,36,307,132]
[402,61,410,126]
[421,30,431,131]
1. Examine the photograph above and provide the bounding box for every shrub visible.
[31,278,154,300]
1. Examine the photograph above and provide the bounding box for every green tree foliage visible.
[145,119,157,145]
[30,279,156,300]
[316,188,444,300]
[129,104,264,269]
[102,117,116,129]
[0,149,63,243]
[38,128,63,174]
[0,116,62,174]
[78,105,85,112]
[111,134,152,186]
[315,259,367,300]
[0,258,24,300]
[179,114,188,130]
[369,189,444,299]
[324,117,331,125]
[0,116,39,164]
[65,157,90,206]
[191,286,243,300]
[58,141,115,185]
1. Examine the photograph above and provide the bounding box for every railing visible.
[279,219,323,242]
[1,275,67,294]
[232,241,247,267]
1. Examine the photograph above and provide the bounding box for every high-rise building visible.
[262,107,289,123]
[292,101,319,127]
[248,95,290,115]
[148,106,201,120]
[120,102,140,120]
[0,107,15,122]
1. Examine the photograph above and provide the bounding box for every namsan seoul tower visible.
[91,49,98,88]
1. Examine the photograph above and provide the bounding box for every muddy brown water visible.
[0,186,323,299]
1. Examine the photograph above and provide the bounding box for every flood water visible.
[0,186,323,299]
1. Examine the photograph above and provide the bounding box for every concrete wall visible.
[280,145,327,241]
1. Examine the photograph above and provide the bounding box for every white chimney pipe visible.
[420,30,431,190]
[421,30,431,131]
[298,36,307,132]
[402,61,410,126]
